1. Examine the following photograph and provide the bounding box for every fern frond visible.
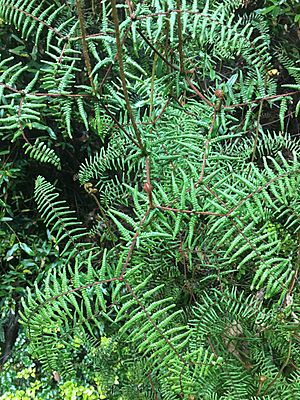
[23,140,61,169]
[34,175,96,259]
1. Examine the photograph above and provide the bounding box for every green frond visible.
[20,253,112,376]
[4,0,298,397]
[34,175,97,259]
[23,139,61,169]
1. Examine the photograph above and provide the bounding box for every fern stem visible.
[110,0,144,151]
[84,185,116,244]
[137,28,179,72]
[185,78,214,108]
[150,53,158,119]
[156,205,225,217]
[99,101,140,148]
[262,337,292,396]
[120,207,152,278]
[18,97,30,145]
[98,26,131,95]
[8,3,63,38]
[124,281,188,366]
[145,157,154,208]
[196,110,216,185]
[152,97,170,124]
[147,371,159,400]
[176,0,185,74]
[91,0,96,15]
[75,0,96,93]
[26,277,120,331]
[250,99,264,165]
[223,90,300,109]
[203,183,274,267]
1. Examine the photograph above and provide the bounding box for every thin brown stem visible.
[144,157,154,208]
[224,91,300,109]
[186,78,214,108]
[98,26,131,95]
[150,53,158,118]
[120,208,151,278]
[110,0,144,150]
[99,101,140,148]
[156,205,225,217]
[137,28,179,72]
[250,99,264,165]
[176,0,185,74]
[124,281,188,366]
[262,338,292,396]
[18,97,30,145]
[195,110,216,185]
[147,371,159,400]
[75,0,96,93]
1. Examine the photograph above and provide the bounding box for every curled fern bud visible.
[215,89,224,99]
[214,89,224,111]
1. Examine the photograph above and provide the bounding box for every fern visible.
[34,176,97,260]
[23,140,61,169]
[1,0,299,398]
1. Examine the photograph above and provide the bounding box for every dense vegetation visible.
[0,0,300,398]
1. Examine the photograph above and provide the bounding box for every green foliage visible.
[23,140,61,170]
[0,0,300,399]
[260,0,300,25]
[0,332,107,399]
